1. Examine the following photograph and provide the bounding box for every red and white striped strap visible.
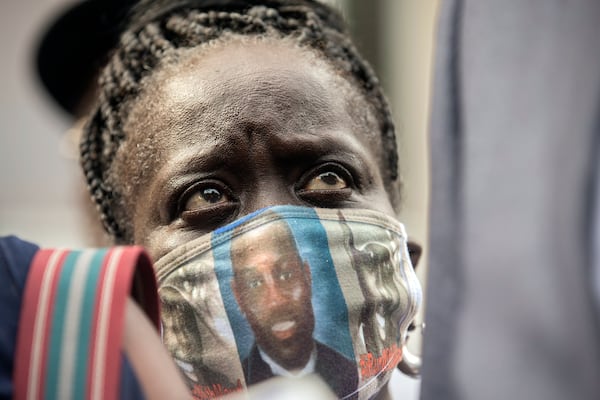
[13,246,159,400]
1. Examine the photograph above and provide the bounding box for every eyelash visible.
[176,179,238,226]
[173,162,358,226]
[296,162,356,206]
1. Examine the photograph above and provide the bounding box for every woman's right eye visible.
[183,186,229,211]
[177,180,238,225]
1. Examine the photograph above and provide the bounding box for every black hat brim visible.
[34,0,135,117]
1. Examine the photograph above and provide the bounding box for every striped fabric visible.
[13,246,159,400]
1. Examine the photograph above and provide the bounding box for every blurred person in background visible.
[422,1,600,399]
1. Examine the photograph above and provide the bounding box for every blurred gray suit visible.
[422,1,600,399]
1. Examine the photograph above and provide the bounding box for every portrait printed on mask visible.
[219,210,359,399]
[154,206,421,400]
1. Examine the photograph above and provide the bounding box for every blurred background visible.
[0,0,439,397]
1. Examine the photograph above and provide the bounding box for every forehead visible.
[124,36,381,149]
[160,39,340,112]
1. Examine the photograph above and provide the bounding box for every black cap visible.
[34,0,137,117]
[34,0,343,117]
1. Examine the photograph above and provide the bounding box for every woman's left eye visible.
[296,163,354,206]
[303,171,348,190]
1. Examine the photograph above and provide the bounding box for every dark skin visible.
[117,37,396,260]
[230,221,314,371]
[113,36,417,398]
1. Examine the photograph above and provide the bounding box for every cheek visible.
[367,186,397,217]
[291,286,303,301]
[135,228,174,261]
[241,291,265,313]
[136,224,202,261]
[244,303,265,324]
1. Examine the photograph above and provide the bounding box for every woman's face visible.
[118,38,396,260]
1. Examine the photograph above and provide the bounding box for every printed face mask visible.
[153,205,422,400]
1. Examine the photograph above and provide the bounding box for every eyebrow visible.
[268,134,375,188]
[155,126,377,205]
[167,127,366,170]
[264,130,376,182]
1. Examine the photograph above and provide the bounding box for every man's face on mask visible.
[230,221,315,370]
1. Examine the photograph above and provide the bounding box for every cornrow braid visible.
[80,0,399,242]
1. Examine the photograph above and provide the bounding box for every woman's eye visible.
[302,171,349,191]
[176,180,238,226]
[182,186,230,212]
[297,164,354,206]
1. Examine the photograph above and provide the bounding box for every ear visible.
[407,240,423,269]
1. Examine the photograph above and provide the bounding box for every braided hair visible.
[80,0,400,242]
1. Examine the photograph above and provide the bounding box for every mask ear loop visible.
[397,322,425,377]
[337,210,424,377]
[398,241,424,377]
